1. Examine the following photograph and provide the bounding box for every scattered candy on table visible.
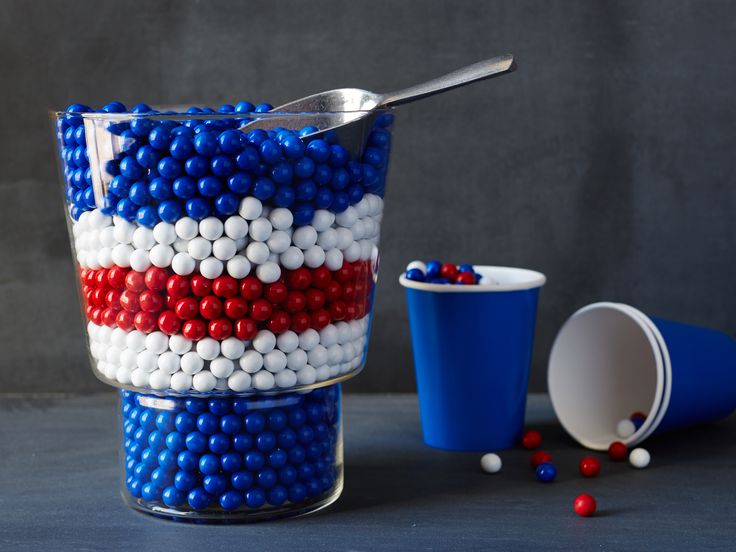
[616,418,636,438]
[535,462,557,482]
[521,429,542,450]
[480,453,502,474]
[122,385,340,513]
[608,441,628,461]
[530,450,552,469]
[629,447,651,469]
[630,411,647,431]
[573,494,597,517]
[578,456,601,478]
[403,260,484,285]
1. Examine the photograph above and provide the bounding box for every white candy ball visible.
[269,208,293,230]
[126,330,146,352]
[275,369,297,388]
[336,228,353,250]
[267,231,291,254]
[220,337,246,360]
[129,249,151,272]
[210,357,235,379]
[629,448,651,469]
[317,229,338,250]
[145,331,169,354]
[360,240,374,260]
[158,351,181,374]
[292,226,318,250]
[327,344,343,364]
[239,197,263,220]
[276,331,299,353]
[245,242,270,264]
[188,237,212,260]
[228,370,252,392]
[252,370,275,391]
[169,334,192,355]
[325,248,343,271]
[298,329,320,351]
[351,219,366,240]
[120,349,138,369]
[335,322,351,343]
[200,257,224,279]
[111,244,134,267]
[196,337,220,361]
[149,369,171,390]
[280,247,305,270]
[113,219,136,244]
[199,217,224,241]
[224,216,249,239]
[256,262,280,284]
[311,210,335,232]
[406,260,427,274]
[130,368,150,388]
[172,238,189,253]
[296,365,317,385]
[227,256,251,278]
[480,453,503,473]
[263,350,287,373]
[212,237,237,260]
[192,371,217,392]
[153,222,177,245]
[97,248,113,268]
[170,372,193,392]
[99,226,116,248]
[149,244,175,268]
[307,345,328,367]
[132,227,155,250]
[319,325,339,347]
[137,351,159,373]
[303,246,326,268]
[116,366,132,385]
[344,241,361,262]
[239,350,264,373]
[180,351,205,375]
[286,349,308,371]
[335,206,358,227]
[249,217,273,242]
[315,365,331,381]
[172,252,196,275]
[175,217,199,240]
[617,419,637,438]
[252,330,276,354]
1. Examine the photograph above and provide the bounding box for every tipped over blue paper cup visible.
[400,264,546,451]
[548,302,736,450]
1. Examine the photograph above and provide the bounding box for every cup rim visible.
[399,265,546,293]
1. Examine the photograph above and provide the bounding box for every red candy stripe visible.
[80,261,374,339]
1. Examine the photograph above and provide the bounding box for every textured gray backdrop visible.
[0,0,733,394]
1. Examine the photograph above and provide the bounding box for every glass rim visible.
[50,107,392,120]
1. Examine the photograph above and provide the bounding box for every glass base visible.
[122,479,343,523]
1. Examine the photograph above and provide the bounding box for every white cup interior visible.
[548,303,664,450]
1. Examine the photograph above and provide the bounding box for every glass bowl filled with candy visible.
[53,101,394,397]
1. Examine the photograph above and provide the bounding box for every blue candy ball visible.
[231,470,254,491]
[148,176,172,200]
[136,206,159,227]
[220,452,243,473]
[306,140,330,163]
[219,490,244,511]
[158,200,184,223]
[268,486,288,507]
[244,451,265,471]
[203,473,228,496]
[426,260,442,277]
[214,192,239,215]
[141,482,163,502]
[211,155,235,177]
[177,450,199,472]
[292,203,315,226]
[254,103,273,113]
[185,197,211,220]
[227,172,252,194]
[405,268,425,282]
[218,130,244,155]
[220,413,243,434]
[185,155,210,177]
[234,101,255,113]
[162,486,185,508]
[199,454,221,475]
[252,177,276,200]
[169,135,194,160]
[157,157,182,179]
[198,176,223,197]
[174,470,198,492]
[172,176,196,199]
[245,488,266,508]
[187,488,211,510]
[185,431,208,453]
[193,131,219,156]
[259,139,281,164]
[536,462,557,482]
[208,433,230,455]
[236,147,260,171]
[232,433,254,452]
[119,156,144,180]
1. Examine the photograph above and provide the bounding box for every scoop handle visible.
[379,54,516,108]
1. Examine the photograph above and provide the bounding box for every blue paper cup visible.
[548,302,736,450]
[399,266,546,451]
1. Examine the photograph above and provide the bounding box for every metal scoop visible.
[240,54,516,153]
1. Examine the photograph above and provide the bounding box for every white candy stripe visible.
[87,318,370,393]
[71,196,384,280]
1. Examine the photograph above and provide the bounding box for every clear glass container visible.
[51,105,394,396]
[120,383,342,522]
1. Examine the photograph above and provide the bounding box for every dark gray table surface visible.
[1,393,734,551]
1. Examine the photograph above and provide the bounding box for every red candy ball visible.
[285,291,306,313]
[182,319,206,341]
[105,289,121,309]
[530,450,552,469]
[157,310,181,335]
[115,310,135,331]
[175,297,199,320]
[101,308,117,327]
[305,289,326,311]
[573,494,597,517]
[440,263,458,279]
[290,311,311,333]
[250,299,273,321]
[234,318,257,340]
[138,290,163,313]
[107,266,127,289]
[325,281,342,301]
[240,276,263,300]
[334,263,353,284]
[133,311,157,333]
[213,276,238,298]
[119,290,141,313]
[125,271,146,292]
[311,309,331,330]
[224,297,248,320]
[144,267,168,291]
[579,456,601,477]
[311,266,331,289]
[328,301,346,321]
[521,430,542,450]
[267,311,291,334]
[166,275,190,299]
[264,282,288,304]
[456,272,476,285]
[199,295,223,320]
[287,268,312,290]
[208,318,232,340]
[608,441,628,461]
[190,275,212,297]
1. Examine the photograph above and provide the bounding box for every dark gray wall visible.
[0,0,733,394]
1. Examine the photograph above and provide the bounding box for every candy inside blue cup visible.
[400,265,546,451]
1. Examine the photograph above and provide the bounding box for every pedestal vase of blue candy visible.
[52,102,394,521]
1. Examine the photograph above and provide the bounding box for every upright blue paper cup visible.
[548,302,736,450]
[400,266,546,451]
